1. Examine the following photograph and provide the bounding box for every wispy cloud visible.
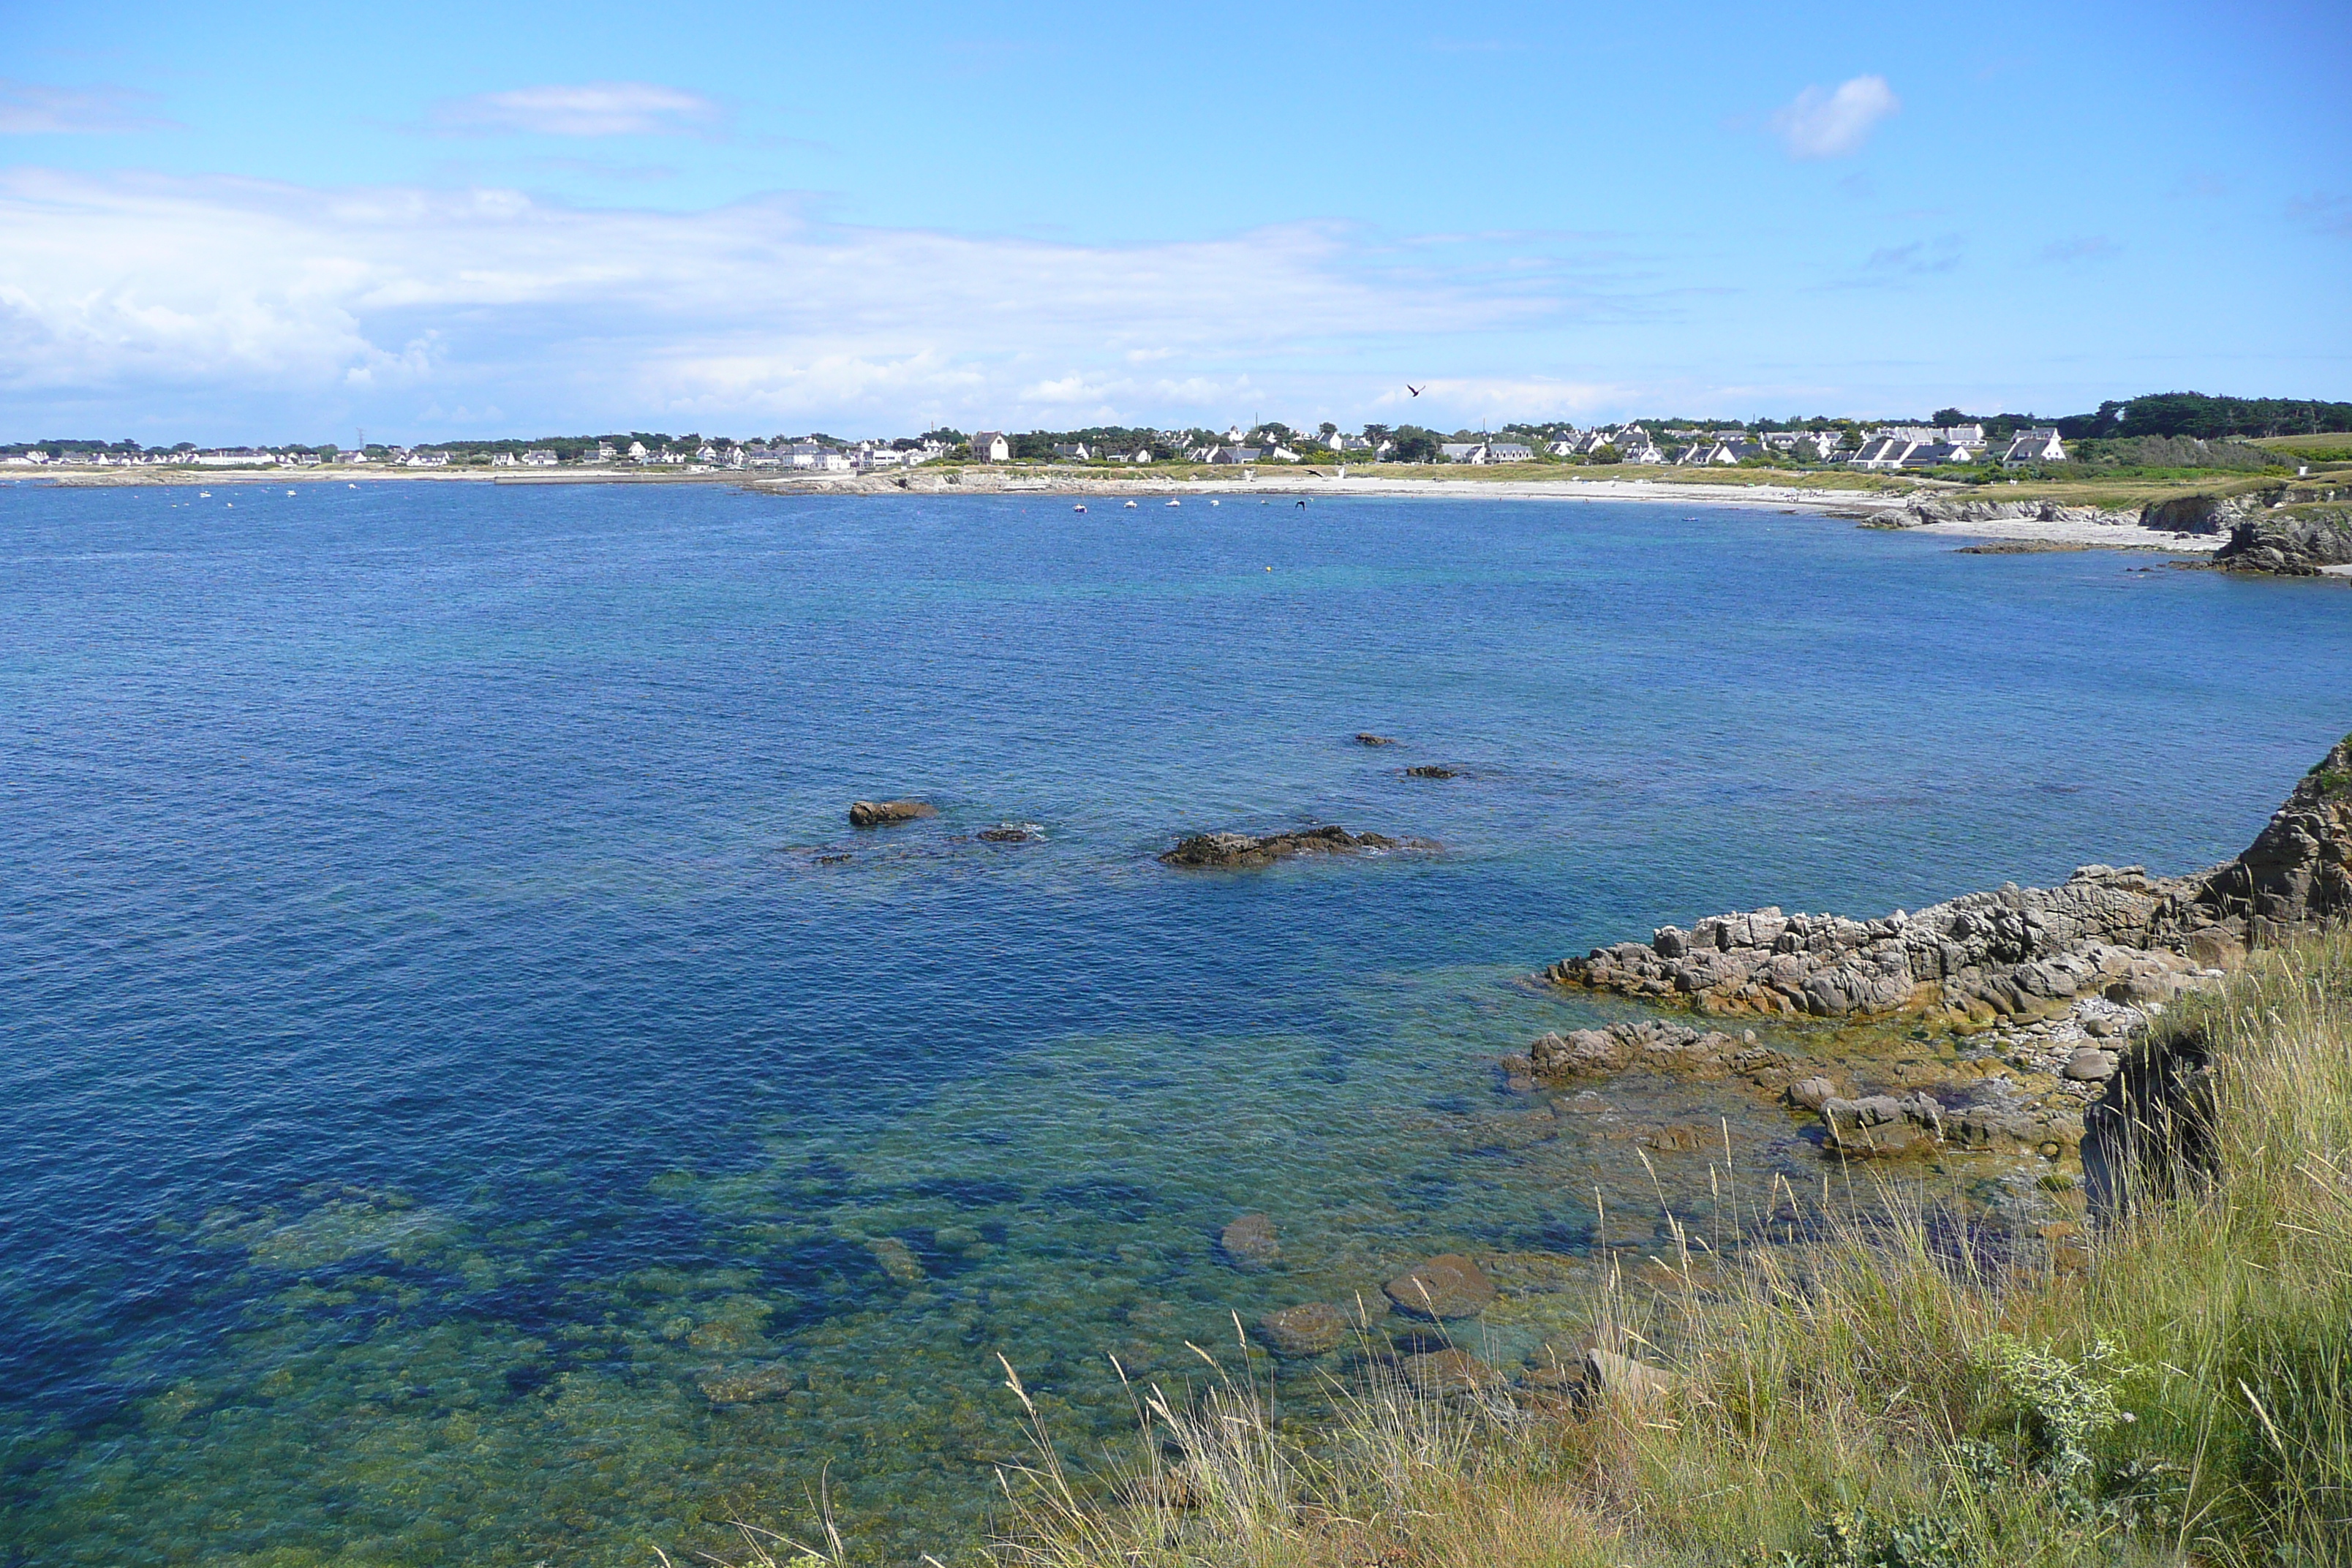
[2037,235,2119,263]
[1865,234,1963,275]
[0,80,178,135]
[428,83,724,138]
[1770,75,1899,159]
[2287,192,2352,237]
[0,170,1576,431]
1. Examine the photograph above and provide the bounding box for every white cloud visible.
[0,169,1565,433]
[429,83,724,138]
[0,80,177,135]
[1770,75,1899,159]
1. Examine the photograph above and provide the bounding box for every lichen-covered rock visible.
[1819,1092,1945,1156]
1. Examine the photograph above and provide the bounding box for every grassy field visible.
[2253,435,2352,467]
[730,932,2352,1567]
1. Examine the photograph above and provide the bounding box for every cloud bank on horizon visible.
[0,0,2343,442]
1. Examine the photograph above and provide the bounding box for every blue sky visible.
[2,0,2346,442]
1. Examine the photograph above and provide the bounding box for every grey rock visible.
[2065,1047,2119,1082]
[1583,1347,1674,1406]
[1788,1076,1839,1112]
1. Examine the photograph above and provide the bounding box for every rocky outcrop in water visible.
[2212,505,2352,576]
[1159,825,1428,867]
[848,799,938,827]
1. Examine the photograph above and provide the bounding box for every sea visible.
[1,479,2345,1565]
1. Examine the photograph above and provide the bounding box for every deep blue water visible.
[1,479,2344,1564]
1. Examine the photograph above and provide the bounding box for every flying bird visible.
[1406,384,1425,397]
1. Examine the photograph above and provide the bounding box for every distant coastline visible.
[31,460,2270,558]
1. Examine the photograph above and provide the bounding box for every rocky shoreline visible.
[1534,733,2351,1161]
[1882,483,2352,575]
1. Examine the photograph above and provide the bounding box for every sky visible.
[1,0,2347,443]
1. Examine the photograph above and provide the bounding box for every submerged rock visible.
[1401,1349,1503,1396]
[1159,825,1425,868]
[1403,764,1458,780]
[848,799,938,827]
[866,1236,927,1285]
[1382,1254,1495,1320]
[976,823,1041,843]
[1527,1019,1795,1091]
[1354,733,1398,747]
[1255,1301,1351,1358]
[1218,1213,1281,1269]
[698,1362,798,1404]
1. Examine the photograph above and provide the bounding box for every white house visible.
[970,431,1011,462]
[491,452,518,467]
[627,440,652,462]
[403,450,448,468]
[521,450,559,467]
[1050,442,1091,461]
[1486,441,1534,462]
[2000,427,2067,466]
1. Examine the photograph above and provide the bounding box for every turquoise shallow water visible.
[1,481,2345,1564]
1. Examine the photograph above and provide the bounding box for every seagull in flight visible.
[1406,384,1425,397]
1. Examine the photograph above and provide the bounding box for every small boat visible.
[1123,500,1137,508]
[1073,503,1088,513]
[1208,499,1219,507]
[286,489,296,495]
[1166,499,1180,507]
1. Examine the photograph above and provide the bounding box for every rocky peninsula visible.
[1529,733,2351,1159]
